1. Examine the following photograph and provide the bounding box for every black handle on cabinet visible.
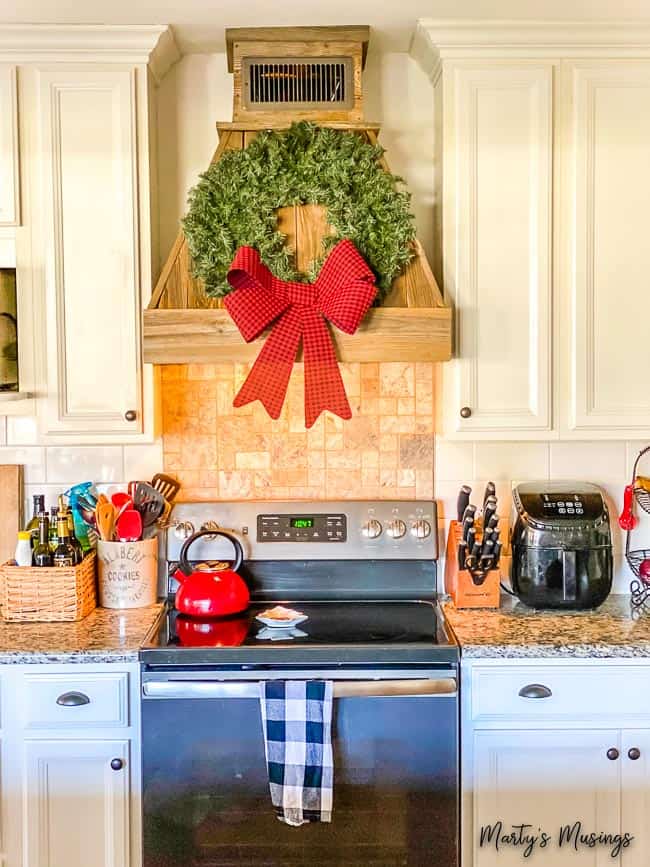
[607,748,620,761]
[124,410,137,422]
[56,691,91,707]
[460,406,472,419]
[628,748,641,761]
[110,758,124,771]
[518,683,552,699]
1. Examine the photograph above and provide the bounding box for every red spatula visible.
[116,508,142,542]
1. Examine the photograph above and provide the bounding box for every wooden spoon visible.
[95,501,116,542]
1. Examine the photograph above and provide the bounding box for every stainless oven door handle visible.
[143,678,457,700]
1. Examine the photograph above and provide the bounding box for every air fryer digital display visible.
[541,494,585,516]
[518,490,604,522]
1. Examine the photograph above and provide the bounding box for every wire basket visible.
[626,548,650,579]
[634,487,650,516]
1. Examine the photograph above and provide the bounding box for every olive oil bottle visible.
[32,514,53,567]
[53,516,76,567]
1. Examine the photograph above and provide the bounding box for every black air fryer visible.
[510,482,613,610]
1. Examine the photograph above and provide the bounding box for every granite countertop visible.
[442,594,650,658]
[0,604,163,663]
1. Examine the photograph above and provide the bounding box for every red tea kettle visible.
[175,614,249,647]
[173,529,249,618]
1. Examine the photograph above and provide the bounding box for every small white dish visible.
[255,613,308,629]
[256,627,308,641]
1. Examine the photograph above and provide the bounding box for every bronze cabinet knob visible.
[124,410,137,422]
[628,747,641,761]
[606,748,620,761]
[460,406,472,419]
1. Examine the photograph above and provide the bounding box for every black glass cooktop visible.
[140,600,458,666]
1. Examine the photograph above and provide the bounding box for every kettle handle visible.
[178,529,244,577]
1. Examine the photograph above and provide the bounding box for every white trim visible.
[0,25,179,83]
[411,19,650,74]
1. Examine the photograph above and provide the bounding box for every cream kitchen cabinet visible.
[462,659,650,867]
[1,662,142,867]
[23,738,130,867]
[415,22,650,440]
[560,61,650,438]
[4,27,178,441]
[0,64,19,226]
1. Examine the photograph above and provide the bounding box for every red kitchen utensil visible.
[116,508,143,542]
[111,491,133,511]
[619,484,638,531]
[173,529,249,618]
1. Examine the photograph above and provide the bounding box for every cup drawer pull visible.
[518,683,552,699]
[56,691,91,707]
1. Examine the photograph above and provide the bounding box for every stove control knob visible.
[410,518,432,540]
[173,521,195,541]
[386,519,407,539]
[361,518,383,540]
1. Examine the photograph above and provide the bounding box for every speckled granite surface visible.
[442,595,650,658]
[0,604,163,663]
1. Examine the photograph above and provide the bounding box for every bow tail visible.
[234,307,302,419]
[302,309,352,428]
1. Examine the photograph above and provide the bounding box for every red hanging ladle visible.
[173,528,250,618]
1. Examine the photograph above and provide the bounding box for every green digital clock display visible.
[291,518,314,528]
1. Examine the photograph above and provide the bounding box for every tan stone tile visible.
[380,433,398,452]
[360,362,379,379]
[236,451,271,469]
[325,469,362,498]
[380,450,398,469]
[339,363,360,397]
[325,413,344,433]
[308,468,326,488]
[218,470,254,498]
[180,435,218,469]
[415,362,433,383]
[415,469,434,499]
[380,362,415,397]
[272,468,308,487]
[326,450,361,469]
[361,450,379,468]
[397,398,415,416]
[398,468,416,487]
[400,435,434,468]
[378,398,397,415]
[325,433,344,450]
[380,469,397,488]
[360,397,379,416]
[253,471,272,491]
[415,417,435,434]
[271,433,308,468]
[361,467,380,487]
[343,415,379,450]
[308,451,325,469]
[380,416,416,434]
[217,380,235,416]
[177,487,216,502]
[415,397,434,417]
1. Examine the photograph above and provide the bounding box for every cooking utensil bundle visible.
[457,482,502,583]
[94,474,179,542]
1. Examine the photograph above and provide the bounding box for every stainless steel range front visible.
[141,500,459,867]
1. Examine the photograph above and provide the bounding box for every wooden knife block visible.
[444,519,506,609]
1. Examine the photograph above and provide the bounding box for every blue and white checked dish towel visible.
[259,680,334,826]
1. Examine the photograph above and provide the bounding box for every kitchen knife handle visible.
[457,485,472,522]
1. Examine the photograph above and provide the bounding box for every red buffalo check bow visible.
[225,240,377,428]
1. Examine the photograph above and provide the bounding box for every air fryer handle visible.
[562,549,577,601]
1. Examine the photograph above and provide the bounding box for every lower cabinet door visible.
[473,730,622,866]
[23,739,130,867]
[621,731,650,866]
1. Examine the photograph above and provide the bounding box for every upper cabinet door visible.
[563,62,650,437]
[444,64,553,437]
[37,66,146,439]
[0,65,19,226]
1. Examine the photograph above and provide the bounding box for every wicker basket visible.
[0,552,97,622]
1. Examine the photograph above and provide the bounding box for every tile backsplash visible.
[161,362,435,501]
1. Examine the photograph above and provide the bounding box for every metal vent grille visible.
[242,57,353,110]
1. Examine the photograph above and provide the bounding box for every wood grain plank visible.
[144,307,452,364]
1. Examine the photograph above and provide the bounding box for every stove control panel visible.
[257,513,347,543]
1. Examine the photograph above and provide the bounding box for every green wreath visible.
[182,121,416,301]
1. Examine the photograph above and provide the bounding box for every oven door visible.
[141,668,458,867]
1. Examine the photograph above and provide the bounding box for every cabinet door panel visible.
[449,65,552,434]
[38,66,143,437]
[0,65,19,226]
[565,62,650,435]
[621,730,650,866]
[23,739,129,867]
[473,729,621,866]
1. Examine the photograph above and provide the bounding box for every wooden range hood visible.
[143,26,452,365]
